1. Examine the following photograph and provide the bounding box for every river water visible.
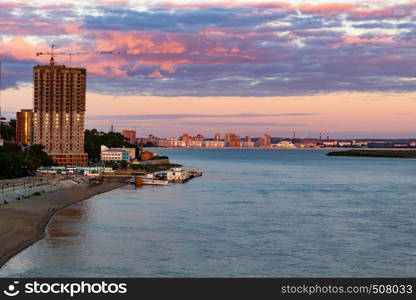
[1,149,416,277]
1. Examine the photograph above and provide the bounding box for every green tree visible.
[25,144,55,166]
[0,143,55,179]
[120,160,128,169]
[0,119,16,142]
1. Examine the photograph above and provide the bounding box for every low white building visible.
[272,141,296,149]
[100,145,132,162]
[338,141,352,147]
[204,141,225,148]
[159,139,226,148]
[167,168,190,182]
[323,140,338,147]
[186,140,203,147]
[158,139,175,147]
[100,145,136,160]
[109,147,136,160]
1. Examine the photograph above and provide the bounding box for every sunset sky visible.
[1,0,416,138]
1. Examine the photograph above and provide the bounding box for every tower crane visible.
[36,45,65,66]
[36,45,120,66]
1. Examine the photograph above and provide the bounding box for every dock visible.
[93,168,203,186]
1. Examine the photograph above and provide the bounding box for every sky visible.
[0,0,416,138]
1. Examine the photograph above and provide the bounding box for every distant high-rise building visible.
[146,134,159,144]
[214,133,221,141]
[225,133,241,147]
[16,109,33,145]
[194,134,204,141]
[260,133,272,147]
[225,133,232,143]
[245,136,254,148]
[181,133,191,142]
[122,129,136,144]
[32,64,88,166]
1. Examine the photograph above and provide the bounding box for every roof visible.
[102,150,129,154]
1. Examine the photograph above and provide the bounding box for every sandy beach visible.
[0,179,126,268]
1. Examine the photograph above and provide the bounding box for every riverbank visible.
[2,149,415,277]
[149,147,416,151]
[326,149,416,158]
[0,179,126,268]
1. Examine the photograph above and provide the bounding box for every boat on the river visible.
[129,178,169,186]
[142,179,170,186]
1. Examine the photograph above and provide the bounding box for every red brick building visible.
[122,129,136,144]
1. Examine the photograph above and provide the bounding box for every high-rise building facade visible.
[122,129,136,144]
[194,134,204,141]
[16,109,33,145]
[225,133,232,143]
[225,133,241,147]
[32,65,88,166]
[245,136,254,148]
[260,133,272,147]
[181,133,191,142]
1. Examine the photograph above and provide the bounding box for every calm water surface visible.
[1,149,416,277]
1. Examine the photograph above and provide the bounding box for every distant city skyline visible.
[2,88,416,139]
[1,0,416,139]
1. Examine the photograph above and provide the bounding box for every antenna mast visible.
[50,44,55,66]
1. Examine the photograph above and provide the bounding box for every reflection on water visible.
[1,149,416,277]
[46,201,91,247]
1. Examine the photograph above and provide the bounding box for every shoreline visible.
[0,179,126,269]
[326,149,416,159]
[148,147,414,151]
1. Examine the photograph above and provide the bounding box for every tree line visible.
[0,144,54,179]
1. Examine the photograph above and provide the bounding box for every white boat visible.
[142,179,170,186]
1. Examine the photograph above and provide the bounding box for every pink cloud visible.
[149,69,163,78]
[351,3,415,19]
[333,34,395,48]
[0,37,48,62]
[298,3,356,15]
[92,31,186,55]
[160,63,176,73]
[161,1,292,9]
[1,0,416,97]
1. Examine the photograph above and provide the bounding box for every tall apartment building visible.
[225,133,241,147]
[16,109,33,145]
[122,129,136,144]
[32,65,88,166]
[181,133,191,142]
[260,133,272,147]
[225,133,232,143]
[245,136,254,148]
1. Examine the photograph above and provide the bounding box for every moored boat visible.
[142,179,170,186]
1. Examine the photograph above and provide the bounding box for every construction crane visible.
[36,45,120,66]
